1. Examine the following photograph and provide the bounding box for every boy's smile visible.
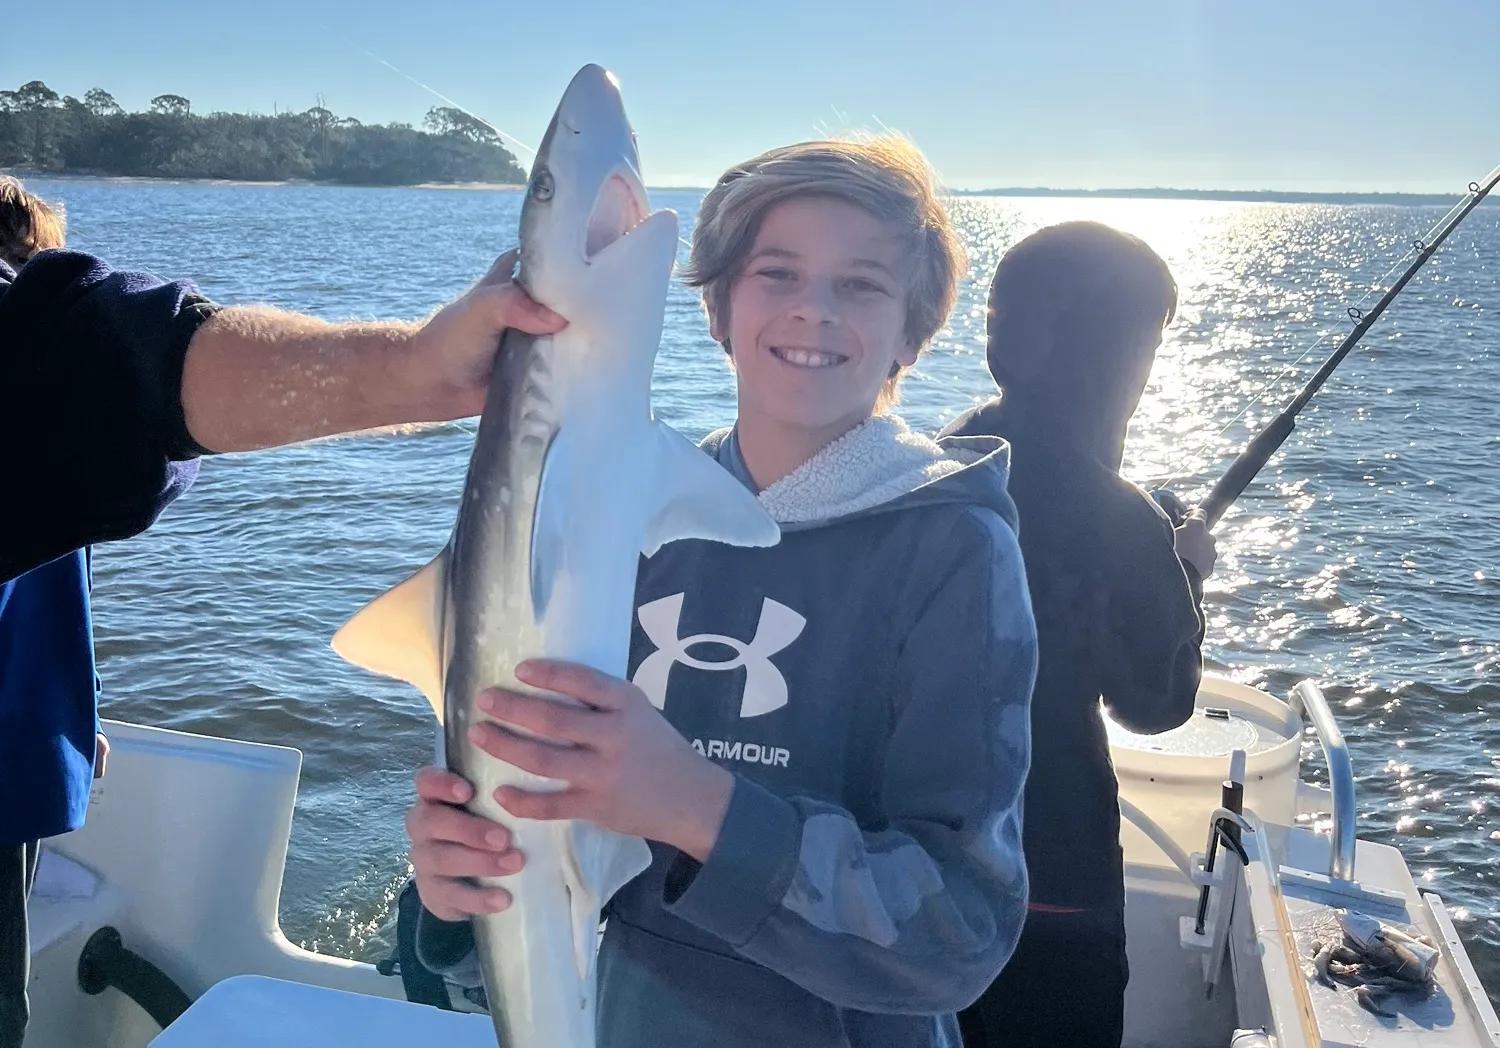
[767,345,849,369]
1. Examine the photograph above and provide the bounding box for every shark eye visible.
[531,168,555,202]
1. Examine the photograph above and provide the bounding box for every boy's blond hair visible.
[0,176,66,268]
[681,136,964,404]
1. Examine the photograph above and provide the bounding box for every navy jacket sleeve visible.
[1095,498,1206,735]
[0,251,218,583]
[661,506,1038,1014]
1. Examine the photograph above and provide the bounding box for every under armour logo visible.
[633,593,806,717]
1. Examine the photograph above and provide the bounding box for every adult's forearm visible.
[179,306,460,453]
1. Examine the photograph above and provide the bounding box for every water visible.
[23,177,1500,990]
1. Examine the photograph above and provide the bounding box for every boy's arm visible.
[1096,502,1207,734]
[662,508,1038,1014]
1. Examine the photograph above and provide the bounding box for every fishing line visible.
[360,51,539,159]
[1155,163,1500,527]
[1153,164,1500,492]
[338,39,701,255]
[317,27,539,158]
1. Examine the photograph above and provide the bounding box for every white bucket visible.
[1108,675,1302,872]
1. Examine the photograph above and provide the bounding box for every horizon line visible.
[8,170,1472,204]
[656,183,1468,204]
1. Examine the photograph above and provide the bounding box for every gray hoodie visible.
[420,415,1038,1048]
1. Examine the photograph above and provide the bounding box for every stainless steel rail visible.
[1290,679,1357,882]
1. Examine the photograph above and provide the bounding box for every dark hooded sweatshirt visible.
[1,251,213,846]
[420,416,1039,1048]
[939,397,1204,913]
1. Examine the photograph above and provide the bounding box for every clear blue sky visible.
[3,0,1496,192]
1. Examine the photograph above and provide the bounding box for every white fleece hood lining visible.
[707,415,983,525]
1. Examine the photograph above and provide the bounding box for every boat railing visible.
[1289,679,1357,882]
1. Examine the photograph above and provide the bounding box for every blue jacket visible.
[0,550,99,845]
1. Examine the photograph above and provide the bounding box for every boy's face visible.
[709,196,917,440]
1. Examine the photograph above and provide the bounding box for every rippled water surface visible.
[25,177,1499,991]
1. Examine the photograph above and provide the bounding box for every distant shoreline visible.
[4,170,527,192]
[947,186,1462,206]
[7,170,1465,205]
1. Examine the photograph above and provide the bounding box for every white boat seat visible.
[148,974,498,1047]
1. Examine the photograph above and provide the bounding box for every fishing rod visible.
[1159,163,1500,529]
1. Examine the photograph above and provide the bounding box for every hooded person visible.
[940,221,1216,1048]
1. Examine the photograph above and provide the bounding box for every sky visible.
[3,0,1496,192]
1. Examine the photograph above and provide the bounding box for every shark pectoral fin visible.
[642,423,782,557]
[331,550,447,722]
[564,824,652,979]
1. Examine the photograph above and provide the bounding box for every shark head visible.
[517,64,652,313]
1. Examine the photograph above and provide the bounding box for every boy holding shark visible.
[402,135,1040,1048]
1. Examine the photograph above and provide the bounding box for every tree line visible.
[0,81,526,186]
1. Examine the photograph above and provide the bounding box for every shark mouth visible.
[585,170,648,260]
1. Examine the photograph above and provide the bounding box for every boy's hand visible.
[406,767,526,921]
[469,659,735,863]
[1174,509,1218,579]
[94,733,109,779]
